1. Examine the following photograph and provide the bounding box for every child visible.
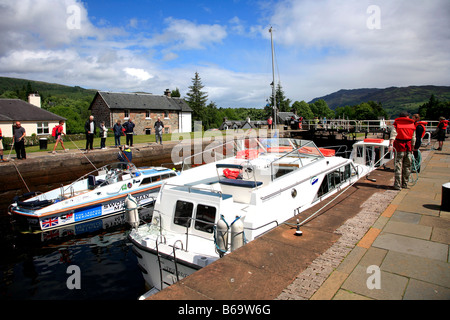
[52,120,68,154]
[100,121,107,149]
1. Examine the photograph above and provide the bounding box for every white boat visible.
[128,137,393,295]
[9,162,178,232]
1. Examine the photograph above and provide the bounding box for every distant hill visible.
[309,85,450,117]
[0,76,97,101]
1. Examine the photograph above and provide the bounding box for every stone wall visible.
[111,110,179,136]
[90,95,111,128]
[90,94,180,135]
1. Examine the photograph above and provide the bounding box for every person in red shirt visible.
[388,111,416,190]
[52,120,67,154]
[436,116,448,151]
[267,116,273,130]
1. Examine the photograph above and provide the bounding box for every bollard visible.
[442,182,450,211]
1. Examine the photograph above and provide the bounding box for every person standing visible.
[13,121,26,160]
[412,114,426,172]
[123,118,135,147]
[388,111,416,190]
[84,115,96,152]
[154,117,164,145]
[113,120,123,147]
[52,120,67,154]
[0,127,6,162]
[436,116,448,151]
[267,116,273,130]
[100,121,108,149]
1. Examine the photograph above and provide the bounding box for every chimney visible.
[164,89,171,98]
[28,93,41,108]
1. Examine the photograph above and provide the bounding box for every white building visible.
[0,94,66,137]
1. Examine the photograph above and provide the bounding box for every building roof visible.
[90,91,193,113]
[0,99,66,122]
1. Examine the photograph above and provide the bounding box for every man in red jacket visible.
[436,116,448,151]
[388,111,416,190]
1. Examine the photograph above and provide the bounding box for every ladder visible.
[155,236,183,289]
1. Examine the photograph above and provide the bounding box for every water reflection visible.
[0,208,153,300]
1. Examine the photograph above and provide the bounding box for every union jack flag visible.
[42,217,59,229]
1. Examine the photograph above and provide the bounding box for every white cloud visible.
[263,0,450,101]
[155,17,228,50]
[0,0,448,109]
[123,68,153,81]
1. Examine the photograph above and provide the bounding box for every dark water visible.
[0,206,151,300]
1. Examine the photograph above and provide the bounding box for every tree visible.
[310,99,334,119]
[171,87,181,98]
[204,101,221,130]
[418,94,450,120]
[335,105,355,119]
[275,83,291,112]
[291,101,314,119]
[264,82,291,117]
[185,72,208,127]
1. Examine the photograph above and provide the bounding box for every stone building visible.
[89,90,192,135]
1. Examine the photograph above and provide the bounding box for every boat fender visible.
[125,194,139,228]
[214,215,229,257]
[230,216,245,252]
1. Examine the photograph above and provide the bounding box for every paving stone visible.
[430,227,450,244]
[403,279,450,300]
[420,215,450,229]
[333,289,373,300]
[382,220,432,240]
[336,246,367,274]
[372,215,389,230]
[359,247,388,268]
[310,271,348,300]
[372,233,448,261]
[381,251,450,288]
[341,265,408,300]
[390,211,422,224]
[397,194,441,216]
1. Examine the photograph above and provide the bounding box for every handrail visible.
[163,182,224,198]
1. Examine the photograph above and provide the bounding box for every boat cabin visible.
[351,138,393,168]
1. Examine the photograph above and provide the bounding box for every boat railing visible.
[151,207,280,255]
[162,182,224,198]
[268,140,323,181]
[321,144,350,158]
[181,140,240,172]
[60,162,137,195]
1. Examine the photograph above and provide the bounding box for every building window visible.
[146,110,150,119]
[37,122,49,135]
[124,109,129,119]
[164,111,169,119]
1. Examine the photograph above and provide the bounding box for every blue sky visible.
[1,0,449,108]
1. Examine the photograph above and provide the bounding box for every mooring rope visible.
[11,160,30,193]
[67,136,97,170]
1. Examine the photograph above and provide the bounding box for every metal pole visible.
[270,27,277,128]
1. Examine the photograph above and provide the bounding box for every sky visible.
[0,0,449,108]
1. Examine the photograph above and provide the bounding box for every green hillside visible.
[0,77,97,134]
[309,85,450,117]
[0,76,97,101]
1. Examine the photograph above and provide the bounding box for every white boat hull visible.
[10,163,178,231]
[129,138,393,294]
